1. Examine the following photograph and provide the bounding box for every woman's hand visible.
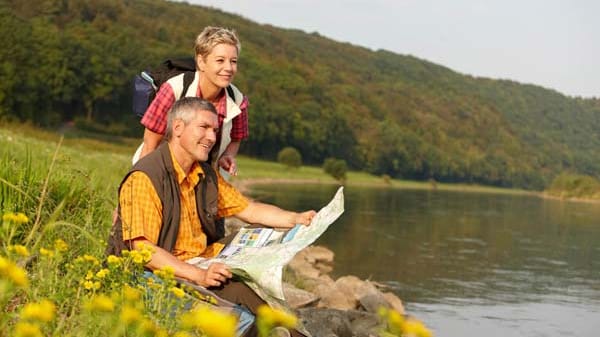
[218,154,238,176]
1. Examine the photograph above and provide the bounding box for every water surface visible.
[249,184,600,337]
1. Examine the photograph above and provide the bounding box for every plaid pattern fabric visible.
[141,78,249,141]
[140,83,176,135]
[119,147,249,261]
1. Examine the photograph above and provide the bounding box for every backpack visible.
[132,58,239,117]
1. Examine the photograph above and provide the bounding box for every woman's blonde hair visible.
[194,26,241,59]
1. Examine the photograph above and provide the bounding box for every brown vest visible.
[105,142,222,256]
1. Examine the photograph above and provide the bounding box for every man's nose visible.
[207,129,217,143]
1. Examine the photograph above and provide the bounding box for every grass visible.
[0,122,516,336]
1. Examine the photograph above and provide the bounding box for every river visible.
[248,183,600,337]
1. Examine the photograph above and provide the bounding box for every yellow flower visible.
[15,212,29,224]
[181,305,237,337]
[170,286,185,298]
[85,270,94,280]
[3,212,29,225]
[21,300,56,322]
[9,245,30,257]
[130,250,145,265]
[39,248,54,258]
[380,307,405,335]
[154,265,175,281]
[83,280,95,290]
[0,256,29,288]
[13,321,43,337]
[173,332,193,337]
[123,285,142,302]
[54,239,68,252]
[120,305,143,326]
[107,255,122,267]
[96,268,110,279]
[402,318,432,337]
[82,254,100,265]
[136,318,160,335]
[85,294,115,312]
[257,305,298,329]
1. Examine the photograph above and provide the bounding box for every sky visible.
[185,0,599,98]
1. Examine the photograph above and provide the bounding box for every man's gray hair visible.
[165,97,218,141]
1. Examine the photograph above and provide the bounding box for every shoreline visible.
[233,177,600,204]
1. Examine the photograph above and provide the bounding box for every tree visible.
[277,147,302,168]
[323,158,347,182]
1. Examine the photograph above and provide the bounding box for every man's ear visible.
[172,119,185,138]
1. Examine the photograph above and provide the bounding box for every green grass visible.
[0,123,531,336]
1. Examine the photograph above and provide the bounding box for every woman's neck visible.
[198,76,222,103]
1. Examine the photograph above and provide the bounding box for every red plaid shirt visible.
[141,80,249,141]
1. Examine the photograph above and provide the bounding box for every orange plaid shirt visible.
[119,146,249,261]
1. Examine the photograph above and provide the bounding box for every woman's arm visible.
[140,128,164,159]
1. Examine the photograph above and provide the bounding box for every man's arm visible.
[234,202,316,229]
[131,238,232,287]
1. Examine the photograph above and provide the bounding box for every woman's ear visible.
[196,55,204,72]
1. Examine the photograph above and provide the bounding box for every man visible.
[107,97,315,337]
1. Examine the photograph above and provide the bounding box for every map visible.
[188,186,345,303]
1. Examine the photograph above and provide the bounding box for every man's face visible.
[197,43,238,89]
[175,109,218,162]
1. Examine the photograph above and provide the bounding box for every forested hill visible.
[1,0,599,190]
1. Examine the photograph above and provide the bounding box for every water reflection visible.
[250,184,600,336]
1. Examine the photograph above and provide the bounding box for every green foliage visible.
[277,146,302,168]
[545,172,600,199]
[1,0,600,189]
[323,158,348,182]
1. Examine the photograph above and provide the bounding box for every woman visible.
[137,26,249,177]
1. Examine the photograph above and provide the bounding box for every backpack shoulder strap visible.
[226,84,244,106]
[181,72,195,99]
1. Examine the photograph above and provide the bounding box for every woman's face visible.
[197,43,238,90]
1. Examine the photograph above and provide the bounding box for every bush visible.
[546,172,600,199]
[277,147,302,168]
[382,174,392,185]
[323,158,347,181]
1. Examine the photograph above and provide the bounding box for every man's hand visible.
[296,210,317,226]
[195,262,232,287]
[218,154,238,176]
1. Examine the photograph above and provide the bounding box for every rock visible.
[283,282,320,309]
[345,310,381,337]
[287,246,336,287]
[358,292,390,313]
[335,276,379,301]
[382,292,405,315]
[299,308,354,337]
[299,308,380,337]
[314,261,334,274]
[313,283,356,310]
[304,245,335,264]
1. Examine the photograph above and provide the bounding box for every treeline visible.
[1,0,600,190]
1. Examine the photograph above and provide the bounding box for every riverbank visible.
[231,175,538,198]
